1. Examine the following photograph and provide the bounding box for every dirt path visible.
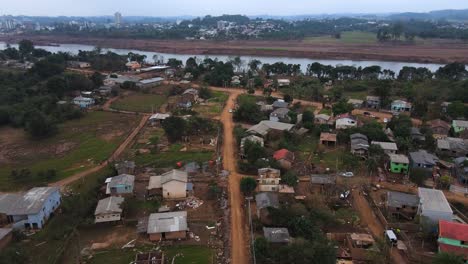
[50,114,149,187]
[218,89,250,264]
[352,189,407,264]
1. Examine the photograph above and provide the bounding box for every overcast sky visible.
[2,0,468,17]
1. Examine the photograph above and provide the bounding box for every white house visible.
[335,118,357,130]
[94,196,125,223]
[417,187,453,224]
[72,96,95,108]
[147,169,188,199]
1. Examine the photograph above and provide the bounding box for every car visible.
[384,230,398,246]
[228,109,233,113]
[340,172,354,177]
[363,111,371,116]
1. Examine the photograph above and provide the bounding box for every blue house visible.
[409,150,439,171]
[0,187,61,229]
[72,96,95,108]
[391,100,412,113]
[106,174,135,195]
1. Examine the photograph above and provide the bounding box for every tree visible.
[432,252,465,264]
[248,59,261,71]
[436,62,468,80]
[447,101,466,119]
[162,116,186,142]
[332,100,354,116]
[24,111,58,138]
[244,140,267,164]
[283,94,293,103]
[199,86,212,99]
[167,58,183,69]
[282,171,298,187]
[46,76,68,98]
[18,39,34,57]
[410,168,430,186]
[90,72,104,88]
[240,177,257,196]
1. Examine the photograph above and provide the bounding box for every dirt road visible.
[7,35,468,64]
[50,114,149,187]
[219,89,250,264]
[352,189,407,264]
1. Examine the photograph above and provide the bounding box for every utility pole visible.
[246,196,256,264]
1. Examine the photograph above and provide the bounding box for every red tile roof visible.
[273,149,294,161]
[439,220,468,242]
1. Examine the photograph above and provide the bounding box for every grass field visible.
[111,93,167,113]
[0,111,138,190]
[135,149,214,168]
[193,91,228,118]
[165,245,214,264]
[304,31,377,44]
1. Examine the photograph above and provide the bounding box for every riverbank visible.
[2,35,468,64]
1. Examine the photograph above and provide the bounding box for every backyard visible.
[0,111,138,190]
[193,91,228,118]
[111,93,167,113]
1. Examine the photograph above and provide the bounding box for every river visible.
[0,42,446,73]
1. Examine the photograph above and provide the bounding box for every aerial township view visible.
[2,1,468,264]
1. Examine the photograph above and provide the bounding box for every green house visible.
[453,120,468,134]
[388,154,409,174]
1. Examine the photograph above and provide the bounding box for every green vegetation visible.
[193,91,228,117]
[165,245,214,264]
[135,150,214,167]
[111,93,167,113]
[304,31,378,44]
[0,111,136,190]
[88,249,136,264]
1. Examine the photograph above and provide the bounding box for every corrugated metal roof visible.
[0,187,59,215]
[372,141,398,151]
[387,191,418,208]
[95,196,124,215]
[418,187,452,214]
[255,192,279,210]
[263,227,290,243]
[147,211,188,234]
[388,154,409,164]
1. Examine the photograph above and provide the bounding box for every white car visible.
[228,109,233,113]
[340,172,354,177]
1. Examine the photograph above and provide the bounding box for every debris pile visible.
[177,196,204,209]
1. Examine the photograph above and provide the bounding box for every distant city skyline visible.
[2,0,468,17]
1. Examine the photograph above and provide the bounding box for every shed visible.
[147,211,188,241]
[263,227,290,243]
[95,196,125,223]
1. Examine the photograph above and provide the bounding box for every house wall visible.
[95,213,122,223]
[419,209,453,223]
[162,181,187,199]
[454,125,467,134]
[111,184,134,195]
[149,233,162,241]
[164,231,187,240]
[390,162,409,174]
[258,185,280,192]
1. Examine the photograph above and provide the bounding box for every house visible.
[72,96,95,108]
[409,150,439,171]
[0,187,61,229]
[346,233,376,262]
[260,104,274,112]
[272,100,289,109]
[441,102,451,113]
[386,191,419,219]
[348,99,364,109]
[366,96,381,109]
[115,161,136,175]
[315,114,332,125]
[231,76,241,86]
[95,196,125,223]
[269,108,291,123]
[149,113,171,125]
[137,77,164,89]
[105,75,140,86]
[411,127,426,142]
[371,141,398,155]
[240,135,264,158]
[68,61,91,68]
[257,168,281,192]
[391,100,412,113]
[97,85,113,96]
[320,132,337,146]
[147,211,188,241]
[0,228,12,250]
[336,117,357,130]
[277,79,290,87]
[388,154,409,174]
[437,137,468,158]
[438,220,468,261]
[273,149,295,169]
[263,227,290,243]
[350,133,369,157]
[429,119,450,139]
[255,192,279,218]
[125,61,141,71]
[247,121,294,137]
[453,157,468,184]
[182,88,199,103]
[310,174,337,185]
[105,174,135,195]
[417,187,453,224]
[148,170,188,199]
[177,97,193,109]
[140,65,170,73]
[453,120,468,134]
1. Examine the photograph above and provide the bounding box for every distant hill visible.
[388,9,468,21]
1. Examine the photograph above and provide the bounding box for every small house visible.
[125,61,141,71]
[247,121,294,138]
[0,187,61,229]
[411,127,426,142]
[350,133,369,157]
[346,233,376,262]
[269,108,291,123]
[366,96,381,109]
[409,150,439,171]
[310,174,337,186]
[391,100,412,113]
[320,132,337,146]
[453,120,468,134]
[106,174,135,195]
[386,191,419,219]
[417,187,453,224]
[115,161,136,175]
[263,227,290,243]
[149,113,171,125]
[315,114,332,125]
[388,154,409,174]
[336,117,357,130]
[277,79,290,87]
[371,141,398,155]
[437,137,468,158]
[137,77,164,89]
[94,196,125,223]
[272,100,289,109]
[72,96,95,108]
[257,168,281,192]
[231,76,241,86]
[438,220,468,261]
[429,119,450,139]
[255,192,279,218]
[347,99,364,109]
[97,85,113,96]
[147,170,188,199]
[68,61,91,68]
[182,88,199,103]
[147,211,188,241]
[273,149,295,169]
